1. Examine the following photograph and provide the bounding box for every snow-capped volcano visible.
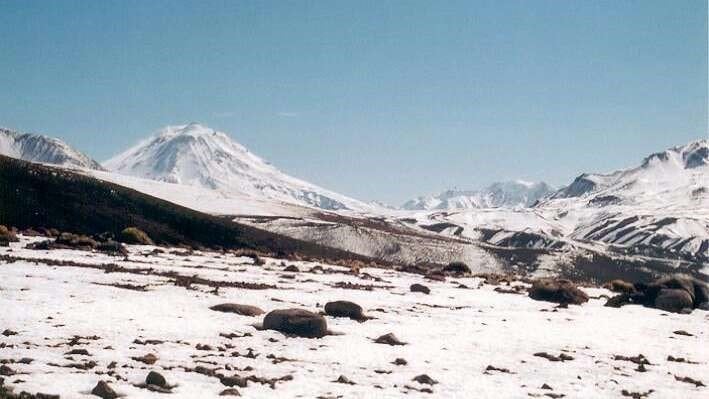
[0,127,103,170]
[402,181,553,210]
[104,123,370,211]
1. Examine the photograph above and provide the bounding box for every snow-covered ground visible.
[1,236,706,398]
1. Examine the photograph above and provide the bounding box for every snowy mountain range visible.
[103,123,371,212]
[402,181,554,210]
[408,139,709,264]
[0,127,103,170]
[1,121,706,271]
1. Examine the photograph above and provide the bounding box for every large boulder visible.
[605,275,708,313]
[528,279,589,305]
[262,309,328,338]
[654,289,693,313]
[210,303,264,317]
[324,301,366,321]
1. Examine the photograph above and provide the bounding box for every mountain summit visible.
[0,127,103,170]
[104,123,370,211]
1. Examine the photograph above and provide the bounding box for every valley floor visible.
[0,237,707,398]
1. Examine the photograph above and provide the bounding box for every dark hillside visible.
[0,155,380,263]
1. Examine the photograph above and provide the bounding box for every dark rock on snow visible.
[324,300,367,321]
[91,380,118,399]
[146,371,167,387]
[374,333,407,346]
[262,309,328,338]
[528,279,589,305]
[210,303,265,316]
[410,283,431,295]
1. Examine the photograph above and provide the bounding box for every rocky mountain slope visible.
[402,181,553,210]
[104,123,372,212]
[0,127,103,170]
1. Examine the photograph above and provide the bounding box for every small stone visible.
[333,375,355,385]
[412,374,438,385]
[219,388,241,396]
[374,333,407,346]
[132,353,158,365]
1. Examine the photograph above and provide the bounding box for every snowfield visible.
[1,236,706,398]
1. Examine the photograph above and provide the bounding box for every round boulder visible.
[324,301,366,321]
[262,309,328,338]
[654,289,693,313]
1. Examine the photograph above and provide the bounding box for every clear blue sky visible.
[1,0,706,204]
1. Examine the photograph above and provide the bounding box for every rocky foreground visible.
[0,235,707,398]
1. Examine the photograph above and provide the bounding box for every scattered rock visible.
[0,365,15,376]
[613,354,650,365]
[324,300,367,321]
[283,265,299,272]
[146,371,167,387]
[534,352,574,362]
[673,330,693,337]
[541,383,553,390]
[96,241,128,256]
[1,330,17,337]
[621,389,654,399]
[131,353,158,365]
[119,227,154,245]
[210,303,265,316]
[333,375,355,385]
[374,333,407,346]
[603,279,636,294]
[528,279,589,305]
[220,375,248,388]
[410,283,431,295]
[485,365,512,374]
[90,380,118,399]
[674,375,705,387]
[65,348,90,356]
[262,309,328,338]
[443,261,471,276]
[219,388,241,396]
[393,358,408,366]
[412,374,438,385]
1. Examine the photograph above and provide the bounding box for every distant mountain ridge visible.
[402,181,554,210]
[104,123,372,212]
[0,127,103,170]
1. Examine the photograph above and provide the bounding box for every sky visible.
[0,0,707,204]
